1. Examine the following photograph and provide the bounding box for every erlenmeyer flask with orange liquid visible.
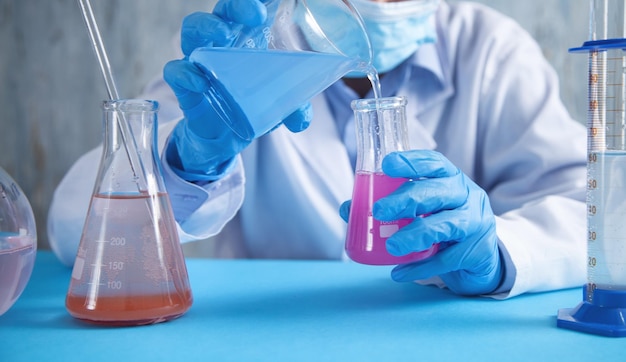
[66,100,192,326]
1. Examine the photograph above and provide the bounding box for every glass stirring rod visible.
[77,0,148,191]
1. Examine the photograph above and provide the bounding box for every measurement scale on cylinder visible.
[585,49,626,293]
[557,3,626,334]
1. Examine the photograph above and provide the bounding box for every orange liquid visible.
[66,290,192,326]
[66,193,193,326]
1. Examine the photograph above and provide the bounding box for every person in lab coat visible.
[48,0,587,298]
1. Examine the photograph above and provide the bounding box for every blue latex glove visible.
[163,0,312,181]
[180,0,267,56]
[340,150,503,295]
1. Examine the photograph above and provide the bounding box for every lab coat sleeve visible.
[158,120,245,243]
[47,147,101,266]
[415,3,587,298]
[466,6,587,298]
[143,76,246,243]
[483,61,588,299]
[493,197,586,299]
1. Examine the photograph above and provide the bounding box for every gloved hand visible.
[163,0,312,181]
[340,150,503,295]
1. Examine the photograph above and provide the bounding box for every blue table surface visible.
[1,251,624,361]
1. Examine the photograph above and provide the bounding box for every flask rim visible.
[351,96,407,111]
[102,99,159,112]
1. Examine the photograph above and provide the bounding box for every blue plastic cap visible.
[569,38,626,53]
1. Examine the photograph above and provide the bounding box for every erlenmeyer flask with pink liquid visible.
[345,96,439,265]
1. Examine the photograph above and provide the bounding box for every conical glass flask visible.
[66,99,192,326]
[345,96,439,265]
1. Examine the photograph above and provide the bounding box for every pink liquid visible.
[0,234,36,315]
[345,172,439,265]
[66,193,192,325]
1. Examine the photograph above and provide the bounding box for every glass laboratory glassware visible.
[0,166,37,316]
[558,0,626,337]
[189,0,374,141]
[66,100,192,326]
[345,96,439,265]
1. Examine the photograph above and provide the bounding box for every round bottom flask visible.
[0,166,37,316]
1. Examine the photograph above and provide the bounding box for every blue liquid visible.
[190,47,368,140]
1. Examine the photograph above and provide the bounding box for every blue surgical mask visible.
[350,0,440,74]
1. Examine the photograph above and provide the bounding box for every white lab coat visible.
[48,2,587,298]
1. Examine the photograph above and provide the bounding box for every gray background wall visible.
[0,0,589,251]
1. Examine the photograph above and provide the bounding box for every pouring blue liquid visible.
[190,47,378,140]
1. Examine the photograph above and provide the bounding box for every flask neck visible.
[351,96,409,173]
[99,99,162,195]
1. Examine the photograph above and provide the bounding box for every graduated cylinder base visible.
[557,285,626,337]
